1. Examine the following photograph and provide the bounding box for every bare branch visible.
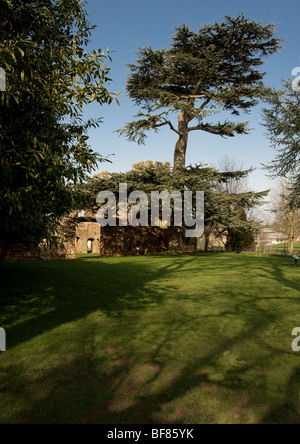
[199,97,211,112]
[167,120,182,136]
[180,94,207,99]
[152,120,182,136]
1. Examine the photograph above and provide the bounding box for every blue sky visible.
[83,0,300,192]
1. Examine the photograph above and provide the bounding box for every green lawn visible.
[0,253,300,424]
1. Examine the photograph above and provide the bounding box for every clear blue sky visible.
[83,0,300,192]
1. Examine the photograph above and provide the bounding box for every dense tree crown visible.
[0,0,118,245]
[262,80,300,204]
[82,162,267,252]
[118,14,282,169]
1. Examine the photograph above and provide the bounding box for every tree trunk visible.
[204,235,209,253]
[173,111,189,170]
[204,224,212,252]
[288,236,294,255]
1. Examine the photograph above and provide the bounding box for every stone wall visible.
[0,224,196,261]
[0,243,41,262]
[0,241,76,262]
[99,226,195,257]
[48,242,76,260]
[75,221,100,254]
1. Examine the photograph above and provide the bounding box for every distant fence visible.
[254,246,300,256]
[198,243,300,255]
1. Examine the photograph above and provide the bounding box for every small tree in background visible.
[270,179,300,254]
[216,156,257,251]
[118,14,282,169]
[216,156,249,194]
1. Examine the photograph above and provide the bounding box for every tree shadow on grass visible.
[2,316,300,424]
[1,254,300,423]
[267,255,300,295]
[260,366,300,424]
[0,256,198,349]
[1,287,300,424]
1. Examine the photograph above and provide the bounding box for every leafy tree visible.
[216,156,249,194]
[0,0,119,247]
[270,178,300,254]
[207,175,265,252]
[207,156,258,252]
[118,14,282,169]
[262,79,300,203]
[82,163,267,253]
[223,204,256,252]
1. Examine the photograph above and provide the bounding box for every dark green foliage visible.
[83,163,267,251]
[0,0,118,246]
[262,80,300,203]
[224,206,256,252]
[118,15,282,168]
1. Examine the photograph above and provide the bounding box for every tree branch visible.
[199,97,211,112]
[188,121,249,136]
[167,120,182,136]
[180,94,207,99]
[152,119,182,136]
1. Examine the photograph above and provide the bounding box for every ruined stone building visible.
[74,209,194,257]
[75,210,100,254]
[0,203,196,261]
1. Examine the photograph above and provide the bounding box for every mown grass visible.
[0,253,300,424]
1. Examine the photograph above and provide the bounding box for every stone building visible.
[75,211,100,254]
[0,208,196,261]
[73,211,195,257]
